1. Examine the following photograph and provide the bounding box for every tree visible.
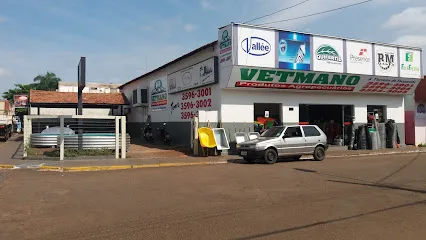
[2,72,62,102]
[33,72,61,91]
[2,83,37,102]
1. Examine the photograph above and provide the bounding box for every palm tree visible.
[33,72,61,91]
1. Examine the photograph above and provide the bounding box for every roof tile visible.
[30,90,128,105]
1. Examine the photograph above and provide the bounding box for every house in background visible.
[58,82,121,93]
[405,76,426,146]
[29,90,128,116]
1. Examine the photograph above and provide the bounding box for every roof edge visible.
[119,40,217,89]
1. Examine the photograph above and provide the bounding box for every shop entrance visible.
[254,103,282,132]
[299,104,354,146]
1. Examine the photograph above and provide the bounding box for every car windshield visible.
[261,126,285,138]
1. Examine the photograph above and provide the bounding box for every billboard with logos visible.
[226,65,420,95]
[399,48,421,78]
[150,77,168,111]
[218,25,233,69]
[220,23,423,89]
[236,26,276,68]
[13,95,28,108]
[312,36,344,73]
[278,31,311,71]
[346,41,373,75]
[374,45,398,77]
[168,57,218,94]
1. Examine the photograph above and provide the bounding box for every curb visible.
[3,150,425,172]
[37,161,229,172]
[0,165,15,169]
[327,150,426,158]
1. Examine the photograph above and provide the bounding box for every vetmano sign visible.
[227,66,420,95]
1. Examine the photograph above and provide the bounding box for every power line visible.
[258,0,373,26]
[243,0,311,24]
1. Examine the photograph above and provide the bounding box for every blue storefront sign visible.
[278,32,311,71]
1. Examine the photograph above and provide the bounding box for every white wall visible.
[122,42,220,123]
[221,89,405,123]
[415,118,426,145]
[58,85,120,93]
[30,107,112,116]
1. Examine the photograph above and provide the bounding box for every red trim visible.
[299,122,309,125]
[344,122,352,126]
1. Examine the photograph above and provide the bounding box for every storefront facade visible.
[120,23,422,148]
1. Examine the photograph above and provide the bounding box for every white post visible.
[121,116,126,159]
[59,116,65,161]
[193,116,199,156]
[23,116,31,158]
[115,116,119,159]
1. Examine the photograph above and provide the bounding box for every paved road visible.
[1,153,426,240]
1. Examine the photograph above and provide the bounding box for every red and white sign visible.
[168,86,218,122]
[346,41,373,75]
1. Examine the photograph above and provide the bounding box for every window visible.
[140,89,148,104]
[302,126,321,137]
[284,127,303,138]
[132,90,138,104]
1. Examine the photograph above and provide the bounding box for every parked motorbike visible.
[158,123,171,145]
[142,123,154,142]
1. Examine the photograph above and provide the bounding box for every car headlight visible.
[249,145,256,149]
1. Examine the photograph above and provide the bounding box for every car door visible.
[302,126,323,152]
[281,126,306,155]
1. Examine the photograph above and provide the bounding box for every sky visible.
[0,0,425,95]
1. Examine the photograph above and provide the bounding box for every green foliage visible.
[2,72,61,102]
[44,149,115,158]
[418,143,426,147]
[33,72,61,91]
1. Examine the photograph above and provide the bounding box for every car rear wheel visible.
[264,149,278,164]
[313,146,325,161]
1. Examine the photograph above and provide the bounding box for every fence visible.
[23,115,127,160]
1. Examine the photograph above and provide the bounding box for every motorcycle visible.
[158,123,171,145]
[142,123,154,142]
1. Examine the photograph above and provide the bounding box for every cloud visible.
[374,0,413,4]
[183,24,196,32]
[0,68,9,77]
[0,16,6,23]
[201,0,214,10]
[383,7,426,32]
[393,35,426,48]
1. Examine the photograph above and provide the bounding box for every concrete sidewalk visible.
[0,135,425,171]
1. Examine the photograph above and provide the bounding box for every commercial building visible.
[58,82,121,93]
[120,23,423,148]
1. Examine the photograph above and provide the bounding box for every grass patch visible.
[418,143,426,147]
[44,149,115,158]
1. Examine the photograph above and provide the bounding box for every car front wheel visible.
[264,149,278,164]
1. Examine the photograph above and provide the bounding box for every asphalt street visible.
[1,153,425,240]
